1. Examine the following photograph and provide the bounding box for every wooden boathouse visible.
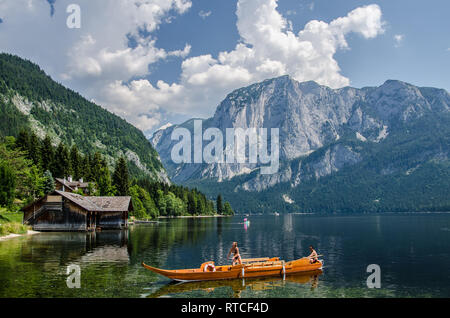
[22,191,133,232]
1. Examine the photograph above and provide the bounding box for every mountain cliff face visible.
[151,75,450,213]
[0,53,169,182]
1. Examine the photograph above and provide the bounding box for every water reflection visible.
[145,270,323,298]
[24,230,130,265]
[2,214,450,297]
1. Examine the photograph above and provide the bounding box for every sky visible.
[0,0,449,137]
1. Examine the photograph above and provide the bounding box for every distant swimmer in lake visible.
[227,242,242,266]
[308,246,318,264]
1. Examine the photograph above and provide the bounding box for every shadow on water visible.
[145,270,323,298]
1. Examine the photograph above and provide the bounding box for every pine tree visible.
[187,192,196,215]
[29,132,41,167]
[96,167,115,196]
[43,170,55,194]
[224,202,234,216]
[53,142,71,178]
[113,157,129,196]
[217,194,224,215]
[40,135,54,173]
[91,152,104,183]
[0,161,16,207]
[16,129,30,153]
[82,154,91,181]
[70,145,81,180]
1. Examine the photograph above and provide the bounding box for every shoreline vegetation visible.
[0,229,39,241]
[129,214,231,224]
[0,133,235,232]
[0,210,35,240]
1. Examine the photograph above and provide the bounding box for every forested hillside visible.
[159,76,450,214]
[0,134,233,219]
[0,53,234,220]
[0,53,166,181]
[187,113,450,214]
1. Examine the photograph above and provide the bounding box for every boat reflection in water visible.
[146,269,322,298]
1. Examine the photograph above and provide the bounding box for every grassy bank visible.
[0,209,29,237]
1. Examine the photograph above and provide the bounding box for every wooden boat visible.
[142,256,323,282]
[146,269,323,298]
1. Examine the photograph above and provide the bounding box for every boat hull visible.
[142,258,323,282]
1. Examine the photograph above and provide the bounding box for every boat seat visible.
[241,257,270,263]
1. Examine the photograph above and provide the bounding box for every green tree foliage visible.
[165,192,185,217]
[24,166,45,202]
[129,185,147,219]
[28,132,41,167]
[40,135,53,173]
[216,194,224,215]
[139,187,159,219]
[70,145,82,180]
[0,134,232,219]
[90,152,106,183]
[0,137,43,206]
[132,179,220,218]
[156,190,167,216]
[129,185,159,219]
[223,202,235,216]
[15,129,29,152]
[53,142,71,178]
[0,97,29,137]
[0,161,16,207]
[113,157,129,196]
[0,53,164,180]
[187,192,196,215]
[43,170,55,194]
[96,167,115,196]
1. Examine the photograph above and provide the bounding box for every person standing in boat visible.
[227,242,242,265]
[308,246,318,264]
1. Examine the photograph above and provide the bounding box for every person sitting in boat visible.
[308,246,318,264]
[227,242,242,266]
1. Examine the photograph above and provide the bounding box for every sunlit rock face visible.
[151,76,450,191]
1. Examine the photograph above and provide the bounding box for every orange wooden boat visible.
[142,257,323,282]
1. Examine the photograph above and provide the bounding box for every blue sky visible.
[0,0,449,135]
[152,0,450,90]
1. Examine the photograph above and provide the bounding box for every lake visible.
[1,213,450,298]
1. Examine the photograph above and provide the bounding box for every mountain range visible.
[151,75,450,213]
[2,53,448,214]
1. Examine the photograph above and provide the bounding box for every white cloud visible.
[0,0,385,136]
[394,34,404,47]
[199,10,212,19]
[0,0,192,133]
[108,1,384,134]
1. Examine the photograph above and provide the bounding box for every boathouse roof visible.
[22,191,133,213]
[55,191,132,212]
